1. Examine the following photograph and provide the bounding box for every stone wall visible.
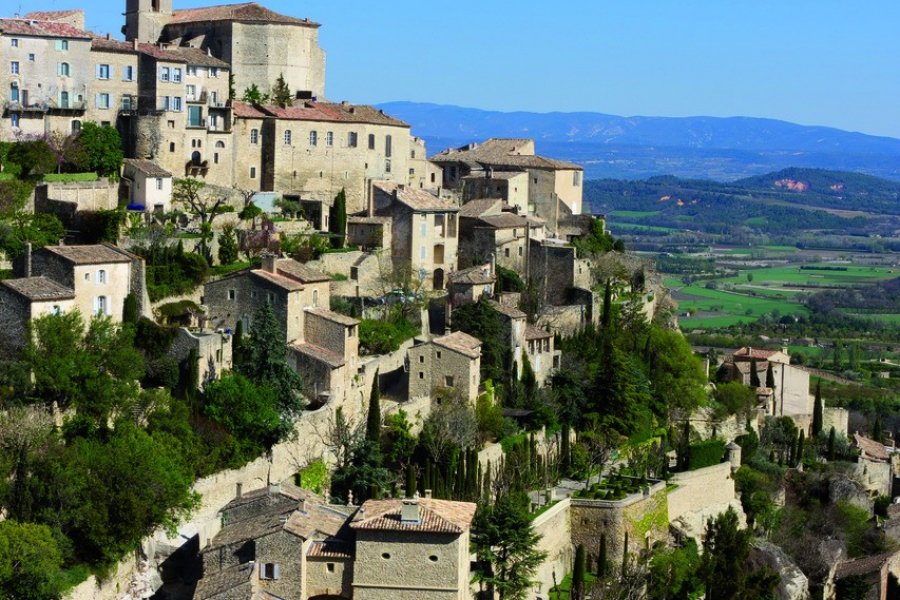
[37,180,119,212]
[824,407,850,437]
[530,498,574,600]
[667,462,736,523]
[65,554,139,600]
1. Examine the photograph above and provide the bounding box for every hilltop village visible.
[0,3,899,600]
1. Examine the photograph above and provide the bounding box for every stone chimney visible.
[297,498,306,512]
[24,242,32,278]
[726,441,742,474]
[424,489,433,499]
[261,253,277,273]
[133,39,139,51]
[400,499,420,524]
[235,482,243,499]
[267,482,280,497]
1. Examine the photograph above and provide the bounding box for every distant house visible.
[718,347,810,423]
[825,550,900,600]
[447,263,495,306]
[121,158,173,212]
[407,331,482,404]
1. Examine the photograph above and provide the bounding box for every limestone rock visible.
[750,540,810,600]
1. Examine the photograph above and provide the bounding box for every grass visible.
[210,260,252,277]
[845,313,900,324]
[42,172,98,183]
[176,232,203,239]
[52,564,92,592]
[549,571,598,599]
[529,499,561,521]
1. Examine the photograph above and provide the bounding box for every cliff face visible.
[751,540,811,600]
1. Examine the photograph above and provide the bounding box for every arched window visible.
[309,130,317,146]
[283,130,292,145]
[325,131,333,146]
[215,140,225,148]
[250,128,259,144]
[313,289,319,307]
[191,151,202,166]
[71,120,81,133]
[59,62,70,76]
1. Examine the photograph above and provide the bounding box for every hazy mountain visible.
[377,101,900,181]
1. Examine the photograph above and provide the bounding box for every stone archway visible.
[433,268,445,291]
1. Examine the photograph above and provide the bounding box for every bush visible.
[687,439,726,470]
[359,317,418,355]
[496,265,524,292]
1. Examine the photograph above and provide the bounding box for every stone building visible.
[525,324,558,387]
[346,216,392,251]
[431,138,584,235]
[0,243,146,355]
[86,36,140,132]
[447,263,494,307]
[407,331,482,405]
[372,181,460,292]
[719,347,811,421]
[0,15,93,139]
[457,203,544,273]
[289,307,360,407]
[193,483,476,600]
[121,157,172,211]
[167,327,232,389]
[527,238,599,335]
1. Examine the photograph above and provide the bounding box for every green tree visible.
[597,532,608,578]
[236,302,305,436]
[699,506,779,600]
[365,370,381,444]
[812,381,823,436]
[73,122,124,179]
[833,340,844,371]
[871,414,883,444]
[217,224,239,265]
[330,188,347,248]
[0,211,65,258]
[7,139,56,178]
[601,279,612,328]
[242,83,269,104]
[0,520,64,600]
[271,73,293,106]
[713,381,756,417]
[647,540,702,600]
[572,544,586,600]
[451,297,507,390]
[848,343,860,371]
[172,177,229,264]
[827,426,836,460]
[765,362,775,390]
[471,493,547,600]
[203,373,282,454]
[123,292,139,325]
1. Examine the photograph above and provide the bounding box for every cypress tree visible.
[232,319,244,366]
[271,73,292,106]
[789,432,797,465]
[812,381,823,436]
[833,340,844,371]
[621,531,629,579]
[365,370,381,444]
[827,427,836,461]
[872,414,883,444]
[405,463,416,498]
[122,293,139,325]
[330,188,347,248]
[601,279,612,328]
[749,358,761,387]
[561,424,571,477]
[572,544,586,600]
[598,533,608,578]
[796,429,805,464]
[765,362,775,390]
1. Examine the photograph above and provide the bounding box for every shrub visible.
[359,318,418,355]
[687,439,726,470]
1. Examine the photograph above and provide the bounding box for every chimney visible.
[24,242,32,277]
[267,482,280,496]
[261,253,276,273]
[367,179,375,217]
[106,33,111,40]
[297,498,306,512]
[133,39,139,51]
[424,489,433,499]
[400,499,420,524]
[235,482,243,499]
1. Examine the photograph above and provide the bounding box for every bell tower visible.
[123,0,173,43]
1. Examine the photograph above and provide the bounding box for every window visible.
[261,563,280,580]
[210,91,218,105]
[160,67,170,82]
[250,166,257,179]
[418,355,424,364]
[71,120,81,133]
[186,84,196,99]
[172,68,182,82]
[504,248,510,258]
[444,376,454,387]
[215,141,225,148]
[308,130,317,146]
[385,159,391,173]
[58,62,70,76]
[250,128,259,144]
[97,270,106,284]
[411,149,416,159]
[419,246,426,260]
[51,305,61,315]
[96,93,111,109]
[169,142,175,152]
[97,64,110,79]
[348,131,358,147]
[28,53,34,61]
[123,65,134,81]
[284,130,292,145]
[95,296,108,315]
[10,61,19,75]
[385,135,392,157]
[84,272,91,281]
[418,372,424,380]
[156,177,163,190]
[518,246,523,256]
[10,39,18,47]
[436,351,441,359]
[573,171,581,186]
[368,134,375,150]
[187,65,197,76]
[209,67,219,78]
[60,40,69,51]
[325,131,333,146]
[213,152,219,164]
[9,83,18,102]
[381,553,391,560]
[313,289,319,307]
[429,555,439,563]
[326,563,335,573]
[188,106,203,127]
[10,113,19,128]
[228,289,236,300]
[59,91,70,108]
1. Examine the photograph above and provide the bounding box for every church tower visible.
[123,0,173,43]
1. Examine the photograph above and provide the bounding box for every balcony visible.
[186,91,207,104]
[119,96,138,114]
[6,100,85,114]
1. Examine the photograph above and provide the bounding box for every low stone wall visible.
[530,498,574,600]
[37,179,118,213]
[667,462,736,524]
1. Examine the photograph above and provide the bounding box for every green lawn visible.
[549,571,598,599]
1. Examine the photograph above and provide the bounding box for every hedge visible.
[41,172,99,183]
[687,439,726,471]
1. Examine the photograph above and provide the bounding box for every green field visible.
[613,222,676,233]
[845,313,900,324]
[609,210,660,218]
[668,263,897,331]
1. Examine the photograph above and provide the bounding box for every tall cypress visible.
[796,430,805,465]
[405,463,417,498]
[561,424,571,477]
[232,319,244,366]
[872,414,883,444]
[572,544,586,600]
[598,533,608,578]
[765,362,775,389]
[812,381,823,436]
[365,370,381,444]
[749,358,761,387]
[621,531,629,579]
[330,188,347,248]
[827,427,836,461]
[601,279,612,328]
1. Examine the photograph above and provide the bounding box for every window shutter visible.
[95,93,101,108]
[92,297,98,314]
[57,63,62,76]
[55,40,62,51]
[95,64,101,78]
[108,65,114,79]
[272,564,280,580]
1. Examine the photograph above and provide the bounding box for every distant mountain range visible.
[376,102,900,181]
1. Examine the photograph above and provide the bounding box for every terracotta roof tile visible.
[350,498,476,534]
[275,258,331,283]
[526,324,553,341]
[193,563,253,600]
[91,36,138,54]
[250,269,304,292]
[230,101,408,128]
[290,341,345,368]
[477,213,528,230]
[347,215,391,225]
[458,198,505,218]
[232,101,267,118]
[448,264,495,286]
[489,300,526,320]
[23,9,82,21]
[169,2,319,27]
[307,540,354,559]
[854,433,890,462]
[306,307,359,327]
[1,276,74,301]
[0,18,91,39]
[431,138,582,171]
[124,158,171,178]
[733,347,782,360]
[137,43,230,68]
[41,244,132,265]
[433,331,482,359]
[834,551,897,579]
[374,182,458,213]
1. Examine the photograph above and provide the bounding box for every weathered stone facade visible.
[407,331,482,405]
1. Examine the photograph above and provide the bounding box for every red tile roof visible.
[91,36,137,54]
[350,498,476,534]
[526,324,553,341]
[306,307,359,327]
[433,331,482,359]
[169,2,319,27]
[834,551,897,579]
[290,341,345,369]
[230,101,408,128]
[854,433,890,462]
[733,347,782,360]
[431,138,582,171]
[275,258,331,283]
[23,10,82,21]
[41,244,132,265]
[0,18,91,39]
[1,276,75,301]
[136,43,230,68]
[307,540,354,559]
[374,181,458,213]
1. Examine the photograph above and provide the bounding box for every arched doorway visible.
[433,268,445,290]
[191,151,202,166]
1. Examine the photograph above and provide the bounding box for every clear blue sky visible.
[41,0,900,138]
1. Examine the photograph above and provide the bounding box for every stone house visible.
[447,263,494,307]
[349,497,478,600]
[193,483,476,600]
[121,158,172,211]
[458,207,544,273]
[409,135,442,192]
[407,331,482,405]
[167,327,232,389]
[527,238,599,335]
[372,181,460,291]
[488,300,527,380]
[0,15,93,139]
[725,347,811,421]
[460,170,530,213]
[430,138,583,235]
[289,307,360,407]
[86,36,140,132]
[825,550,900,600]
[346,216,392,251]
[525,324,558,387]
[0,243,146,355]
